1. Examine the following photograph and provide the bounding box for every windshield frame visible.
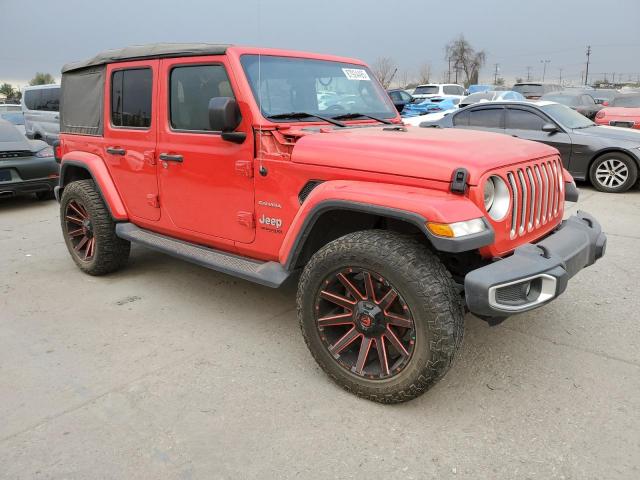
[239,54,398,124]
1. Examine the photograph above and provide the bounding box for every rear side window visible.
[111,68,152,128]
[24,88,59,111]
[469,108,503,128]
[170,64,234,132]
[443,85,464,95]
[506,109,545,130]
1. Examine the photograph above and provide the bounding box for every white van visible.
[21,84,60,144]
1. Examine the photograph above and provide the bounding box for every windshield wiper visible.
[331,112,393,125]
[573,124,596,129]
[266,112,346,127]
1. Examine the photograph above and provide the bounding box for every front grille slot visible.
[0,150,31,159]
[504,158,562,238]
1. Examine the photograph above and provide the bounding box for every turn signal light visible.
[427,218,487,238]
[426,222,455,237]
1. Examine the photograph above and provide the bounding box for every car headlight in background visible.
[35,146,54,158]
[484,175,510,221]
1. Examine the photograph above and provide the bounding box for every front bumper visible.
[464,211,606,317]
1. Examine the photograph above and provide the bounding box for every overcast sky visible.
[1,0,639,87]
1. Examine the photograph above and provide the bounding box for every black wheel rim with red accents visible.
[315,268,416,379]
[64,200,96,261]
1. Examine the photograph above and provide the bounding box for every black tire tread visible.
[297,230,464,404]
[60,179,130,276]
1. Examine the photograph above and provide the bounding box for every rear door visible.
[104,60,160,221]
[504,106,572,166]
[156,56,255,243]
[454,105,505,134]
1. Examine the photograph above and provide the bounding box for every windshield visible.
[414,86,439,95]
[542,94,579,106]
[611,95,640,107]
[240,55,397,121]
[513,84,543,95]
[540,103,594,129]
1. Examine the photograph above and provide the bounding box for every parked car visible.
[0,112,26,135]
[595,93,640,130]
[412,83,465,101]
[586,89,619,106]
[401,97,459,117]
[512,83,562,99]
[56,44,605,404]
[0,119,58,200]
[540,91,602,119]
[420,101,640,193]
[459,90,525,108]
[21,84,60,144]
[402,108,456,126]
[0,104,22,113]
[387,88,415,112]
[467,84,492,94]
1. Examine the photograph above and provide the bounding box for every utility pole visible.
[448,56,452,83]
[493,63,500,84]
[540,59,550,82]
[526,66,532,81]
[585,45,591,86]
[558,68,563,85]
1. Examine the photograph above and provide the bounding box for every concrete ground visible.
[1,186,639,480]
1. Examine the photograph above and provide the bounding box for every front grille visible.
[0,150,31,160]
[505,158,563,239]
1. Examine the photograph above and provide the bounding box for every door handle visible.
[106,147,126,155]
[159,153,183,163]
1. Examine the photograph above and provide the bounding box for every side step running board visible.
[115,223,290,288]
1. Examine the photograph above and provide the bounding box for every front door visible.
[104,61,160,221]
[156,57,255,243]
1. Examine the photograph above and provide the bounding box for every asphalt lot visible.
[1,185,639,480]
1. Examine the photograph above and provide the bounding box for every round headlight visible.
[484,177,495,211]
[484,175,510,221]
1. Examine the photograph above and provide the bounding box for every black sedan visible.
[419,101,640,193]
[0,119,59,200]
[387,89,415,112]
[540,91,602,119]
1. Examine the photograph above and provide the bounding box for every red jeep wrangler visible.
[55,44,606,403]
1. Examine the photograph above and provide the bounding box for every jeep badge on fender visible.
[55,43,606,403]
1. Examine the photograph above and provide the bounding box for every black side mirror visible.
[542,123,559,133]
[208,97,245,144]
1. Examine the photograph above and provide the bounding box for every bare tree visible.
[417,63,431,84]
[371,57,397,89]
[444,35,486,86]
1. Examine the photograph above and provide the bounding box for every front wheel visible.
[60,179,130,275]
[589,153,638,193]
[297,230,464,404]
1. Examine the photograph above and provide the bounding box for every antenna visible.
[257,0,265,176]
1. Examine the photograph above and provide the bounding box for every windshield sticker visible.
[342,68,370,81]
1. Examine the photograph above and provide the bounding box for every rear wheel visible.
[589,153,637,193]
[297,230,464,404]
[60,179,130,275]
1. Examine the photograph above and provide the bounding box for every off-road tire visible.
[60,179,130,275]
[589,152,638,193]
[297,230,464,404]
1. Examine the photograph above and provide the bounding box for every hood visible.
[600,107,640,118]
[573,125,640,145]
[290,125,558,185]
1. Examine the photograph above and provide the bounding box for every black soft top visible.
[61,43,230,73]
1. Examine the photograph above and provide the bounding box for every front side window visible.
[170,64,234,131]
[40,88,60,111]
[241,55,397,121]
[506,109,545,130]
[111,68,152,128]
[443,85,463,95]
